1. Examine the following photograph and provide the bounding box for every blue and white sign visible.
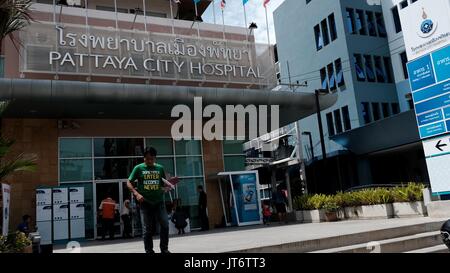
[408,44,450,139]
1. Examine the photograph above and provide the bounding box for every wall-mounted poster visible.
[52,188,68,205]
[2,184,11,236]
[69,187,84,204]
[36,188,52,206]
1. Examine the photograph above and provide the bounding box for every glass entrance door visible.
[94,182,121,239]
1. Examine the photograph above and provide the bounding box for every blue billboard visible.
[409,45,450,139]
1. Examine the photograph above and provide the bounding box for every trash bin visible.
[29,232,41,254]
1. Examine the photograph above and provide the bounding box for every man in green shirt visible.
[127,147,174,254]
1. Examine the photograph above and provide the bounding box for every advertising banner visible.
[2,184,11,236]
[230,172,262,225]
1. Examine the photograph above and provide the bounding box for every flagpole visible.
[142,0,148,32]
[243,2,248,42]
[212,0,216,24]
[169,0,175,35]
[113,0,119,29]
[221,8,226,40]
[194,2,201,38]
[264,5,271,59]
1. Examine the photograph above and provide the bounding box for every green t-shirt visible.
[128,163,166,205]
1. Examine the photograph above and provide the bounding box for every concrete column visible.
[285,170,293,211]
[357,157,373,186]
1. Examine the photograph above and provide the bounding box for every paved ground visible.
[54,217,446,253]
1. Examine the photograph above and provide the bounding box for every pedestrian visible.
[127,147,175,254]
[171,206,188,235]
[197,185,209,231]
[17,215,32,235]
[272,186,288,224]
[99,193,118,240]
[262,203,272,225]
[121,199,132,238]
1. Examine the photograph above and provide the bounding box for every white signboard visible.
[69,187,84,204]
[423,135,450,157]
[36,205,52,222]
[70,203,85,220]
[53,204,69,221]
[2,184,11,236]
[399,0,450,60]
[52,188,68,205]
[36,188,52,206]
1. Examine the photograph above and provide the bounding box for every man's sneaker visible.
[161,250,171,254]
[145,249,155,254]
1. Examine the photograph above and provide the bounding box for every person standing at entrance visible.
[272,186,288,224]
[127,147,175,254]
[99,194,118,240]
[121,199,132,238]
[197,185,209,231]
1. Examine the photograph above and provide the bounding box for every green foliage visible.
[0,232,31,253]
[0,0,33,51]
[294,183,426,211]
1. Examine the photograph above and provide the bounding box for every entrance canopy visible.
[0,78,338,128]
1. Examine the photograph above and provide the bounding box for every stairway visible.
[234,220,449,253]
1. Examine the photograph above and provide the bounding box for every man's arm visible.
[127,180,144,203]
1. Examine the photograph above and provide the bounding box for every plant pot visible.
[344,206,362,219]
[302,209,326,223]
[337,208,346,220]
[359,204,393,219]
[325,211,339,222]
[295,210,304,222]
[392,201,427,218]
[22,245,33,253]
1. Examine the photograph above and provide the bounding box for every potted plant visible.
[0,232,32,253]
[323,200,340,222]
[358,188,394,219]
[301,194,327,223]
[392,183,427,218]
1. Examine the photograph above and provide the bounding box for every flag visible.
[243,0,249,5]
[263,0,270,8]
[220,0,226,10]
[193,0,200,4]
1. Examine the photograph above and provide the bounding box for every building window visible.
[366,11,377,37]
[382,103,391,118]
[328,13,338,41]
[362,102,371,124]
[321,19,330,46]
[320,67,328,90]
[314,24,323,50]
[400,0,408,9]
[372,103,381,121]
[346,8,356,34]
[355,9,367,35]
[375,12,387,37]
[327,63,336,91]
[383,57,394,83]
[400,51,409,79]
[326,113,335,137]
[96,5,129,13]
[335,58,345,88]
[354,54,366,81]
[223,140,246,172]
[342,106,352,131]
[391,6,402,33]
[374,56,386,83]
[392,103,400,115]
[334,109,343,134]
[364,55,376,82]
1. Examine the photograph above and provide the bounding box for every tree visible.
[0,101,37,182]
[0,0,33,53]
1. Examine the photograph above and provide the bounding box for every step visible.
[234,220,445,253]
[405,244,449,253]
[310,231,442,253]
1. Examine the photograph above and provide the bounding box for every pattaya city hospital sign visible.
[20,22,276,86]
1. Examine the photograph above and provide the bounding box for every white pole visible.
[221,9,226,40]
[194,2,201,38]
[212,0,216,24]
[114,0,119,29]
[265,6,272,59]
[142,0,148,32]
[52,0,56,23]
[169,0,175,35]
[243,4,248,42]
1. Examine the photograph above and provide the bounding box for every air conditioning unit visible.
[67,0,81,6]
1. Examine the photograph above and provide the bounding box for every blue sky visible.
[201,0,286,44]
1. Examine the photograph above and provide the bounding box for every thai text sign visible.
[20,22,276,87]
